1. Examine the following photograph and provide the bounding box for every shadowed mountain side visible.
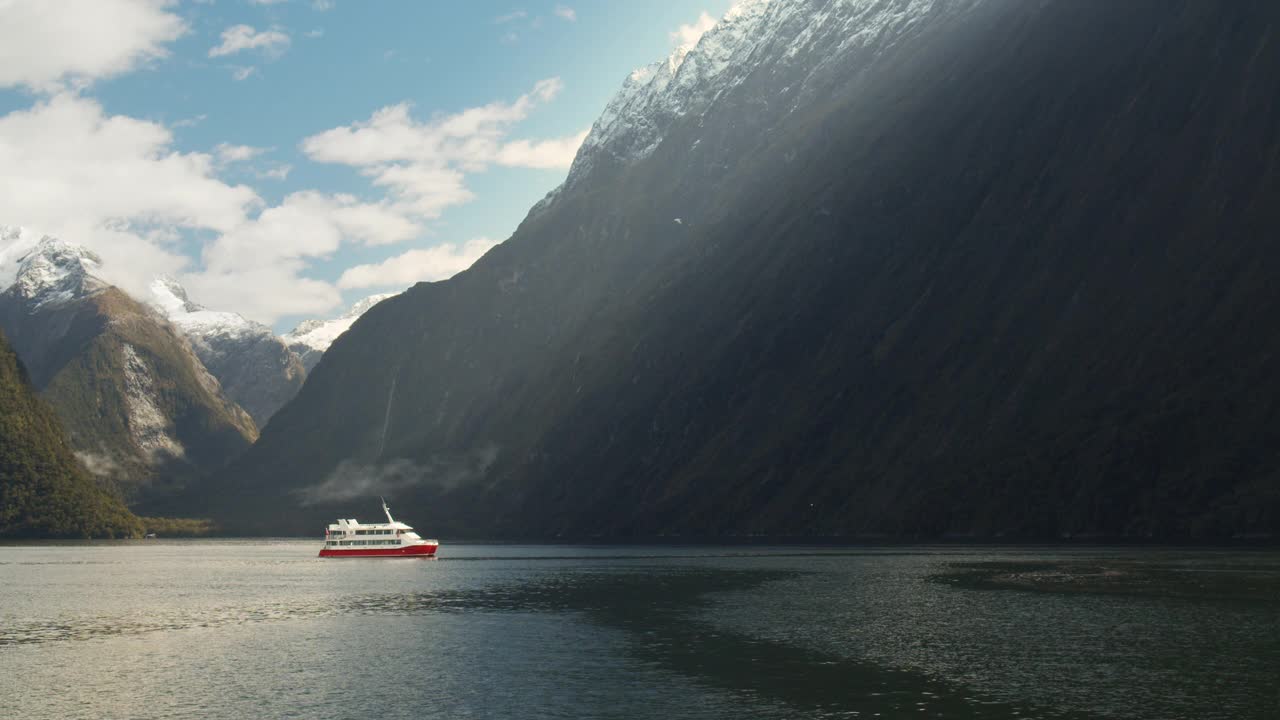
[0,329,142,538]
[213,0,1280,539]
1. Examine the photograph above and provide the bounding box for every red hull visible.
[319,543,438,558]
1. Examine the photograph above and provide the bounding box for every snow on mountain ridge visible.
[555,0,974,203]
[148,275,308,427]
[6,234,108,309]
[562,0,772,189]
[148,276,266,340]
[283,293,395,372]
[149,275,200,315]
[284,293,394,353]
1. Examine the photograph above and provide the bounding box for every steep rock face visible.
[553,0,977,202]
[0,328,142,538]
[149,277,306,427]
[0,237,257,503]
[281,294,395,372]
[221,0,1280,539]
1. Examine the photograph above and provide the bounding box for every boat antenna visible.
[382,496,395,524]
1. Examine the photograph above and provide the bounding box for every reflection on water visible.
[0,542,1276,719]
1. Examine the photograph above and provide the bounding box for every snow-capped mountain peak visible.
[147,276,263,339]
[148,275,201,316]
[556,0,967,204]
[283,293,395,371]
[562,0,772,189]
[7,234,108,309]
[147,275,307,427]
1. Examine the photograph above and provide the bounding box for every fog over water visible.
[1,543,1276,719]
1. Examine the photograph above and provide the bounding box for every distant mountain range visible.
[213,0,1280,539]
[0,230,393,518]
[148,276,306,428]
[282,294,394,373]
[0,236,257,503]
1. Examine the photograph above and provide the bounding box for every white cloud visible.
[0,94,418,324]
[197,194,333,273]
[200,192,416,264]
[305,28,325,38]
[326,196,421,246]
[365,163,474,217]
[258,163,292,180]
[337,238,499,290]
[209,24,290,58]
[0,0,186,92]
[185,264,340,323]
[554,5,576,22]
[496,129,588,169]
[301,78,571,223]
[249,0,288,4]
[231,65,258,81]
[0,95,253,237]
[0,94,257,296]
[529,78,562,102]
[671,11,716,52]
[183,190,421,322]
[495,10,527,24]
[214,142,266,164]
[173,114,208,128]
[0,50,578,325]
[312,0,335,9]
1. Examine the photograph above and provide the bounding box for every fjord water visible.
[1,543,1276,719]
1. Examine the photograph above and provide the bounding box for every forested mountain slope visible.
[1,329,142,538]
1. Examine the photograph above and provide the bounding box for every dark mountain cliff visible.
[215,0,1280,539]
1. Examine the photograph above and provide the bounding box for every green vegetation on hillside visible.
[0,330,142,539]
[136,516,217,537]
[0,286,257,504]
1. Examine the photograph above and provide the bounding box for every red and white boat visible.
[318,499,439,558]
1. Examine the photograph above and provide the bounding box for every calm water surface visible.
[0,542,1276,719]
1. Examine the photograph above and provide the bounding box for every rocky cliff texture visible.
[217,0,1280,539]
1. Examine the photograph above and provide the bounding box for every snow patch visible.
[283,293,395,355]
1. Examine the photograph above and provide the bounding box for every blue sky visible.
[0,0,731,330]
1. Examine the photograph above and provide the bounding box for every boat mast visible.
[382,496,395,524]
